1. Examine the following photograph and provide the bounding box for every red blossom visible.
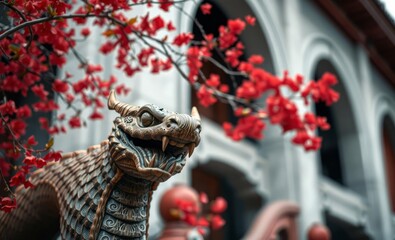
[86,64,103,74]
[302,73,340,106]
[167,22,176,31]
[199,192,208,204]
[100,41,115,54]
[57,114,65,121]
[80,27,91,37]
[228,18,246,35]
[184,214,197,225]
[266,94,303,132]
[151,16,165,32]
[248,54,264,65]
[0,101,16,115]
[317,116,330,130]
[23,154,46,168]
[9,166,33,189]
[52,79,69,93]
[27,136,38,146]
[176,199,199,214]
[44,151,63,162]
[89,109,104,120]
[66,93,75,103]
[211,197,227,214]
[10,119,26,138]
[186,46,203,82]
[245,15,256,25]
[197,85,217,107]
[211,215,226,230]
[197,217,210,227]
[50,53,67,67]
[175,190,227,233]
[39,117,49,130]
[206,74,220,88]
[218,26,237,49]
[0,197,16,213]
[138,48,154,66]
[292,130,322,151]
[223,115,265,141]
[238,61,254,73]
[173,33,194,46]
[159,0,173,11]
[31,84,49,101]
[32,100,59,112]
[237,81,259,99]
[225,47,243,67]
[219,84,229,93]
[16,105,32,118]
[200,3,212,15]
[69,116,82,128]
[115,83,131,95]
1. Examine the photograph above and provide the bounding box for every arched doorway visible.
[192,161,263,240]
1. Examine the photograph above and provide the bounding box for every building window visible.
[315,99,344,185]
[314,60,365,195]
[314,60,345,185]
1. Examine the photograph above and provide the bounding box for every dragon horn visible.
[108,90,138,116]
[191,106,201,121]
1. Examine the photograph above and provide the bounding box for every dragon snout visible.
[161,114,201,157]
[164,115,201,133]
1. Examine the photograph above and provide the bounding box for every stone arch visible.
[302,34,368,196]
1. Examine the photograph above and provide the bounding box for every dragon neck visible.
[90,134,160,239]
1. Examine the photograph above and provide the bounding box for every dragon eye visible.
[141,112,154,127]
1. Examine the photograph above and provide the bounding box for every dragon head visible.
[107,90,201,182]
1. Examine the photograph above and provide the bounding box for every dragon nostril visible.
[168,117,178,127]
[196,124,202,133]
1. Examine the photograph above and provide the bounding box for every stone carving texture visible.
[0,90,201,240]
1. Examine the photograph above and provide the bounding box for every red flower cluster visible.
[9,166,33,189]
[302,73,340,106]
[174,192,227,235]
[185,16,339,149]
[173,33,194,47]
[196,85,217,107]
[223,114,266,141]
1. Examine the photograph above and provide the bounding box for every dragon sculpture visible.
[0,90,202,240]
